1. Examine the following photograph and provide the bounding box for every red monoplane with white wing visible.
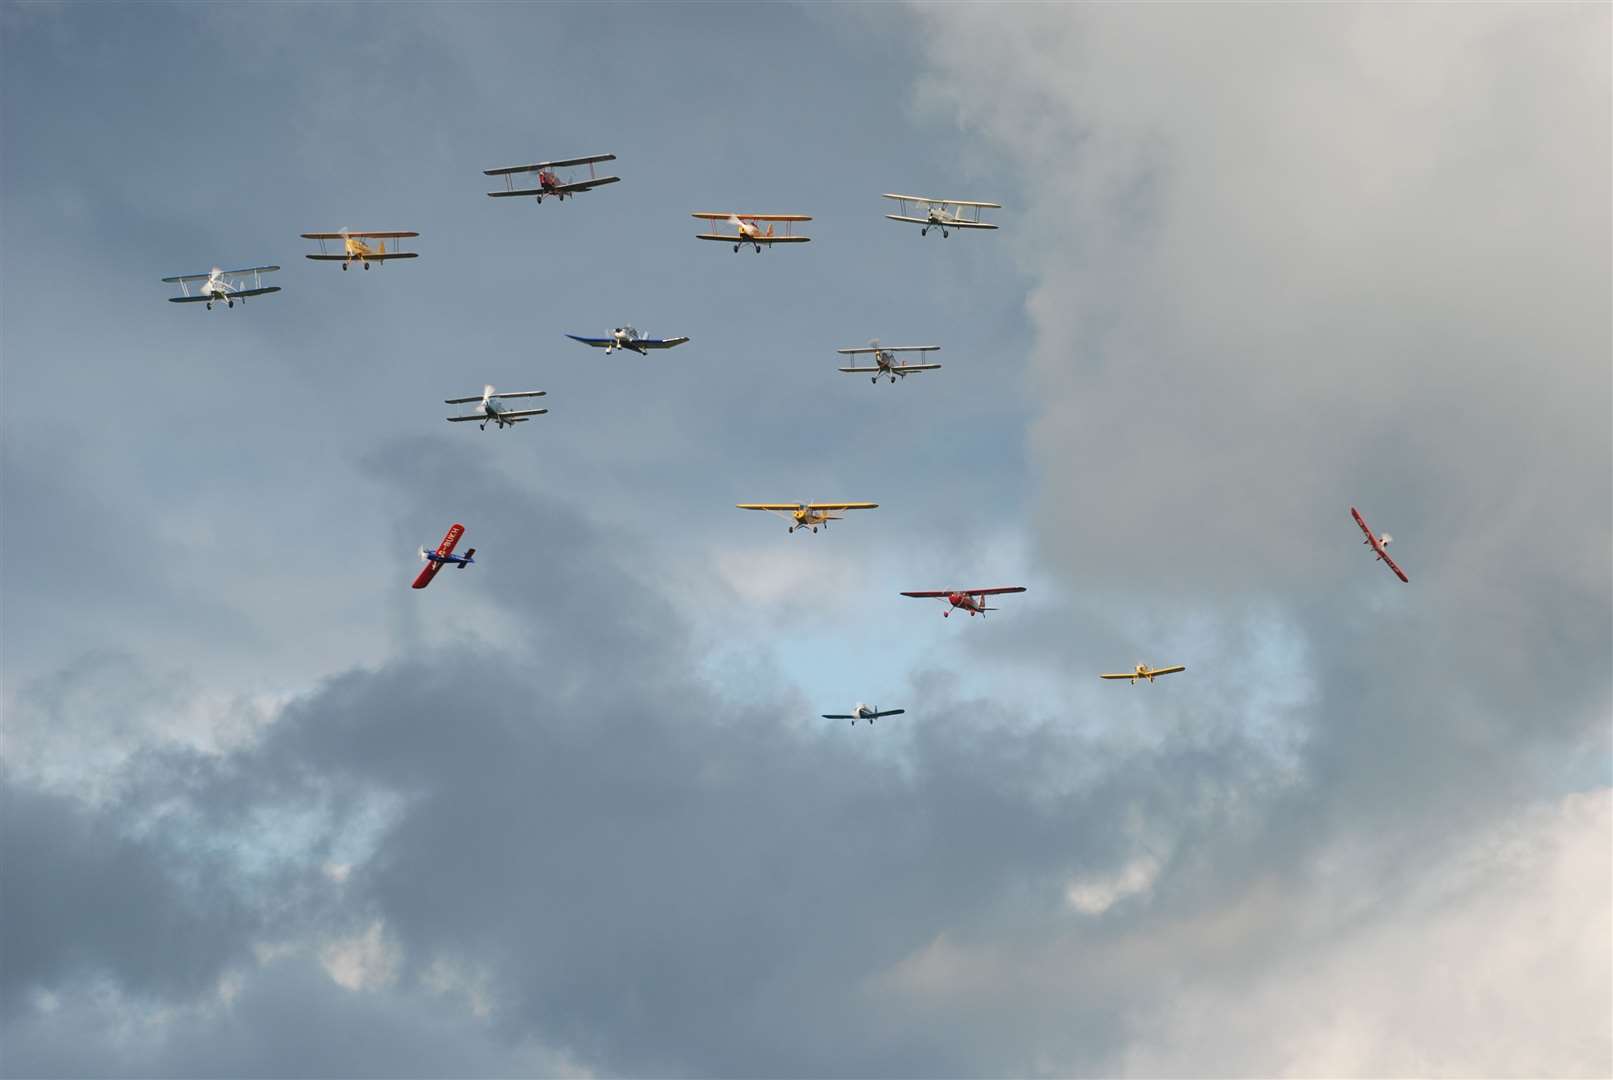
[1350,507,1408,583]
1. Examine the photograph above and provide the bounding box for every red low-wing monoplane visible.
[900,586,1026,617]
[1350,507,1408,583]
[412,523,476,589]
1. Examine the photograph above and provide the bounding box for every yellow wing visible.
[1145,665,1186,677]
[806,502,877,511]
[1099,673,1136,680]
[736,504,804,511]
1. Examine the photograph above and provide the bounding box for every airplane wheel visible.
[341,264,347,271]
[206,303,212,310]
[733,245,739,253]
[363,263,370,270]
[228,300,234,308]
[871,377,877,384]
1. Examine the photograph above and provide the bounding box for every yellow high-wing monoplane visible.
[736,502,876,534]
[1100,664,1186,684]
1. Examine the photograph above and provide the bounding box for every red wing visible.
[1350,507,1376,542]
[900,591,949,598]
[1379,552,1410,583]
[411,562,444,589]
[968,587,1027,596]
[435,523,465,558]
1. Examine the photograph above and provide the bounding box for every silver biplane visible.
[837,340,942,384]
[162,266,281,309]
[484,153,619,203]
[883,194,1001,237]
[445,386,548,430]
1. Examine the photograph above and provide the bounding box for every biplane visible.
[445,386,548,430]
[692,213,811,253]
[301,230,419,270]
[412,523,475,589]
[900,586,1026,617]
[821,704,905,726]
[565,326,689,355]
[883,194,1001,237]
[1100,664,1186,684]
[1351,507,1409,582]
[484,153,619,203]
[735,502,876,534]
[837,340,942,384]
[162,266,280,309]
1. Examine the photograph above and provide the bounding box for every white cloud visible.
[320,920,399,993]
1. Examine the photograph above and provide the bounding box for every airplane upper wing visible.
[736,504,804,511]
[162,272,214,283]
[484,153,616,175]
[691,213,812,221]
[900,591,950,598]
[882,194,1002,208]
[222,265,280,276]
[489,390,546,400]
[805,503,877,511]
[300,231,418,239]
[968,587,1027,596]
[835,345,939,354]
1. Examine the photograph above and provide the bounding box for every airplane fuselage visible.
[789,508,840,534]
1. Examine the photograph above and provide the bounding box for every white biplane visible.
[162,266,280,309]
[484,153,619,203]
[692,213,811,253]
[883,194,1001,237]
[837,340,942,384]
[735,502,877,534]
[301,230,419,270]
[445,386,548,430]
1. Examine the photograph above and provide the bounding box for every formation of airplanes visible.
[163,149,1415,722]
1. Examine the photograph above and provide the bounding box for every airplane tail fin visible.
[459,548,475,566]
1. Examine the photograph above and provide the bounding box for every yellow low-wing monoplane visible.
[301,230,420,270]
[1100,664,1186,684]
[736,502,876,534]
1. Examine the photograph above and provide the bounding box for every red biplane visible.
[900,586,1026,617]
[484,153,619,203]
[412,523,476,589]
[1350,507,1408,583]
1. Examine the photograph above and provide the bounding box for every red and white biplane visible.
[900,586,1026,617]
[412,523,476,589]
[1350,507,1409,583]
[692,213,811,253]
[484,153,619,204]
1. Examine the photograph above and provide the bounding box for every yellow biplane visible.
[301,230,420,270]
[1100,664,1186,684]
[693,213,811,253]
[736,502,875,534]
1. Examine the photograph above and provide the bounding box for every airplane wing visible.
[484,154,616,175]
[161,272,215,283]
[900,591,950,598]
[941,199,1003,209]
[753,235,810,244]
[489,390,546,400]
[835,345,939,354]
[891,363,942,371]
[168,296,213,303]
[304,252,418,261]
[1098,673,1135,680]
[232,286,282,299]
[805,503,877,511]
[885,215,933,225]
[1380,553,1410,583]
[1350,507,1376,542]
[1149,666,1187,677]
[221,265,280,277]
[487,188,551,198]
[344,231,418,239]
[873,709,906,718]
[968,587,1027,596]
[736,504,803,511]
[691,213,812,221]
[566,335,616,347]
[497,408,548,420]
[434,524,464,558]
[548,176,620,194]
[945,221,999,230]
[446,415,485,422]
[883,193,936,203]
[411,562,445,589]
[634,336,689,349]
[820,714,856,720]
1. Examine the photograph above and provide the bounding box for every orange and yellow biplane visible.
[693,213,811,253]
[301,230,419,271]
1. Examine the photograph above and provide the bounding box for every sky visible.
[1,2,1609,1077]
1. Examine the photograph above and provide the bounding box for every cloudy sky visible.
[2,3,1608,1076]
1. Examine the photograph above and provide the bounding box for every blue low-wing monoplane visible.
[566,325,689,355]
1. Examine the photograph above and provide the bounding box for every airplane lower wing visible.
[487,188,548,198]
[305,252,418,261]
[551,176,620,194]
[446,415,484,423]
[885,215,933,225]
[695,234,810,244]
[233,286,282,298]
[946,221,999,230]
[168,295,213,303]
[499,409,548,420]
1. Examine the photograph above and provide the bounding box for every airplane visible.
[735,502,877,534]
[1100,664,1187,684]
[412,523,474,589]
[883,194,1001,237]
[445,386,548,430]
[692,213,811,253]
[565,325,689,355]
[836,340,942,384]
[1351,506,1409,582]
[484,153,619,203]
[162,266,281,310]
[821,703,906,726]
[301,230,419,270]
[900,586,1026,617]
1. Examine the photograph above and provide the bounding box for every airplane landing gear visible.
[206,302,212,310]
[341,263,348,271]
[363,262,370,270]
[227,300,234,308]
